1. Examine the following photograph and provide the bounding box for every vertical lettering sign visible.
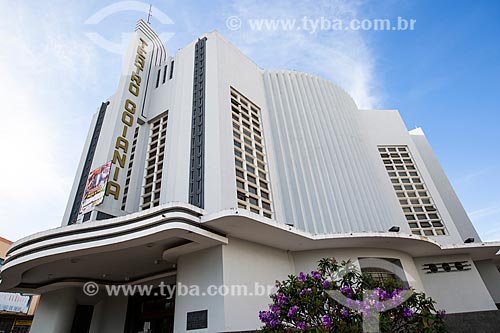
[106,37,149,200]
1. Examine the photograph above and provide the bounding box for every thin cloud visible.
[468,204,500,220]
[226,0,379,108]
[476,224,500,242]
[0,2,101,241]
[452,167,494,186]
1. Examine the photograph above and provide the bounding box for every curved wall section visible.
[263,70,401,234]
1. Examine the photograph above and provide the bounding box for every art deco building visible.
[1,20,499,332]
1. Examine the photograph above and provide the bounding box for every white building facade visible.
[1,20,500,332]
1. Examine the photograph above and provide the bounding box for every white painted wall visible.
[357,110,465,245]
[414,255,497,313]
[410,130,481,242]
[221,237,292,331]
[30,288,77,333]
[174,246,225,333]
[158,44,196,206]
[475,259,500,304]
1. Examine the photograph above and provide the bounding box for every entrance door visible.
[70,305,94,333]
[124,287,175,333]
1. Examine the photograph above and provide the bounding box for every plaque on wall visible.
[187,310,208,330]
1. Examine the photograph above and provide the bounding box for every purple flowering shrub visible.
[259,258,446,332]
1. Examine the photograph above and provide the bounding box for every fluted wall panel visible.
[263,70,400,234]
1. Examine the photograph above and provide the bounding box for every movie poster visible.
[79,161,112,214]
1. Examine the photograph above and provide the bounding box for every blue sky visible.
[0,0,499,242]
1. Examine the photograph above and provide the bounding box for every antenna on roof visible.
[147,4,152,24]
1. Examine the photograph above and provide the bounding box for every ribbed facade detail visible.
[189,37,207,208]
[263,70,401,234]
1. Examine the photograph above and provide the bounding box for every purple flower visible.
[373,301,383,312]
[311,271,321,280]
[391,289,401,298]
[322,280,330,288]
[297,322,307,330]
[298,272,307,282]
[269,304,281,315]
[259,311,270,321]
[342,309,349,318]
[341,286,353,297]
[379,289,390,300]
[269,319,281,328]
[403,308,413,318]
[439,310,446,318]
[276,293,287,306]
[299,288,312,296]
[287,305,299,318]
[259,310,281,328]
[322,314,332,328]
[275,280,281,288]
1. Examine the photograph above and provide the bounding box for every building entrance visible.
[124,287,175,333]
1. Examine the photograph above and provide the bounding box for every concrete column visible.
[89,295,128,333]
[30,288,77,333]
[475,259,500,305]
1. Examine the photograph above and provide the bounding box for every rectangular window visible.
[162,64,168,83]
[247,175,256,184]
[246,165,255,174]
[169,60,174,79]
[156,68,161,88]
[358,257,408,287]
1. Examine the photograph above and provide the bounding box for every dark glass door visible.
[70,305,94,333]
[124,288,175,333]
